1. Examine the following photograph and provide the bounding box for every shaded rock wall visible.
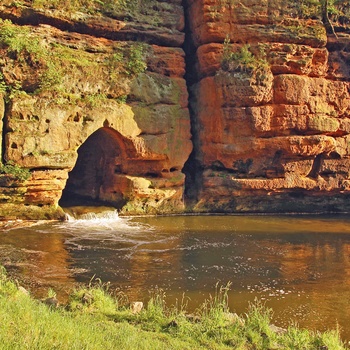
[0,0,349,219]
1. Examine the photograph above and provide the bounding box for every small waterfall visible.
[61,206,127,231]
[60,206,152,234]
[63,206,120,221]
[65,209,120,222]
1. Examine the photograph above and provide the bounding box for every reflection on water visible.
[1,213,350,340]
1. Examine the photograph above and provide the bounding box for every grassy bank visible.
[0,267,347,350]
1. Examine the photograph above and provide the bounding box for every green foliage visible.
[221,37,268,74]
[31,0,147,17]
[37,43,99,93]
[0,73,6,94]
[0,19,29,52]
[125,43,147,76]
[106,43,147,78]
[329,0,350,24]
[38,60,64,91]
[318,329,347,350]
[0,19,147,108]
[244,300,276,348]
[97,0,141,16]
[115,94,128,104]
[297,0,320,19]
[0,19,44,57]
[0,161,31,182]
[47,288,57,299]
[207,0,236,20]
[137,288,168,331]
[294,0,350,24]
[6,81,26,100]
[283,325,316,349]
[82,93,108,107]
[245,300,272,332]
[198,282,230,322]
[32,0,99,13]
[0,19,46,96]
[206,0,349,25]
[0,266,18,298]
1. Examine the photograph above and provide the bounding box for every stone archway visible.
[59,127,127,209]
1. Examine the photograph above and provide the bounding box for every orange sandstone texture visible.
[0,1,192,218]
[0,0,350,218]
[186,0,350,213]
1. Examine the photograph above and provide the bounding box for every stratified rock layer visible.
[186,0,350,213]
[0,1,191,218]
[0,0,350,218]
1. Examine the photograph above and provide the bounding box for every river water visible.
[1,212,350,341]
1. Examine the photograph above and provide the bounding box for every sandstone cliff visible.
[0,0,349,219]
[184,0,350,213]
[0,0,192,218]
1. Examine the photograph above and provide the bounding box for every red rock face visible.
[0,0,349,218]
[186,0,350,213]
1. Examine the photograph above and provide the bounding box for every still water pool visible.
[1,212,350,340]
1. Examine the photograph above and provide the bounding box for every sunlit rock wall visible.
[0,0,349,219]
[185,0,350,213]
[0,1,192,218]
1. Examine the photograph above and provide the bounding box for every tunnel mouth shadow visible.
[59,191,124,209]
[59,188,127,220]
[59,127,128,212]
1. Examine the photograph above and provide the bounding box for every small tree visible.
[321,0,338,37]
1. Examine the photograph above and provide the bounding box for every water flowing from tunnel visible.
[64,209,121,224]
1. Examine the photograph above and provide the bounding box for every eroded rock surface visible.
[185,0,350,213]
[0,0,349,218]
[0,1,191,218]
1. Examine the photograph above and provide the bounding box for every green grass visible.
[0,267,348,350]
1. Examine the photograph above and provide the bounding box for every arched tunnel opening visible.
[59,127,127,209]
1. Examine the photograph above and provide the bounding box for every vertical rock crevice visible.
[182,0,202,207]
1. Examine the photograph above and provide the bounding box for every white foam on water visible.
[62,210,143,231]
[62,210,131,233]
[57,209,156,250]
[65,209,121,224]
